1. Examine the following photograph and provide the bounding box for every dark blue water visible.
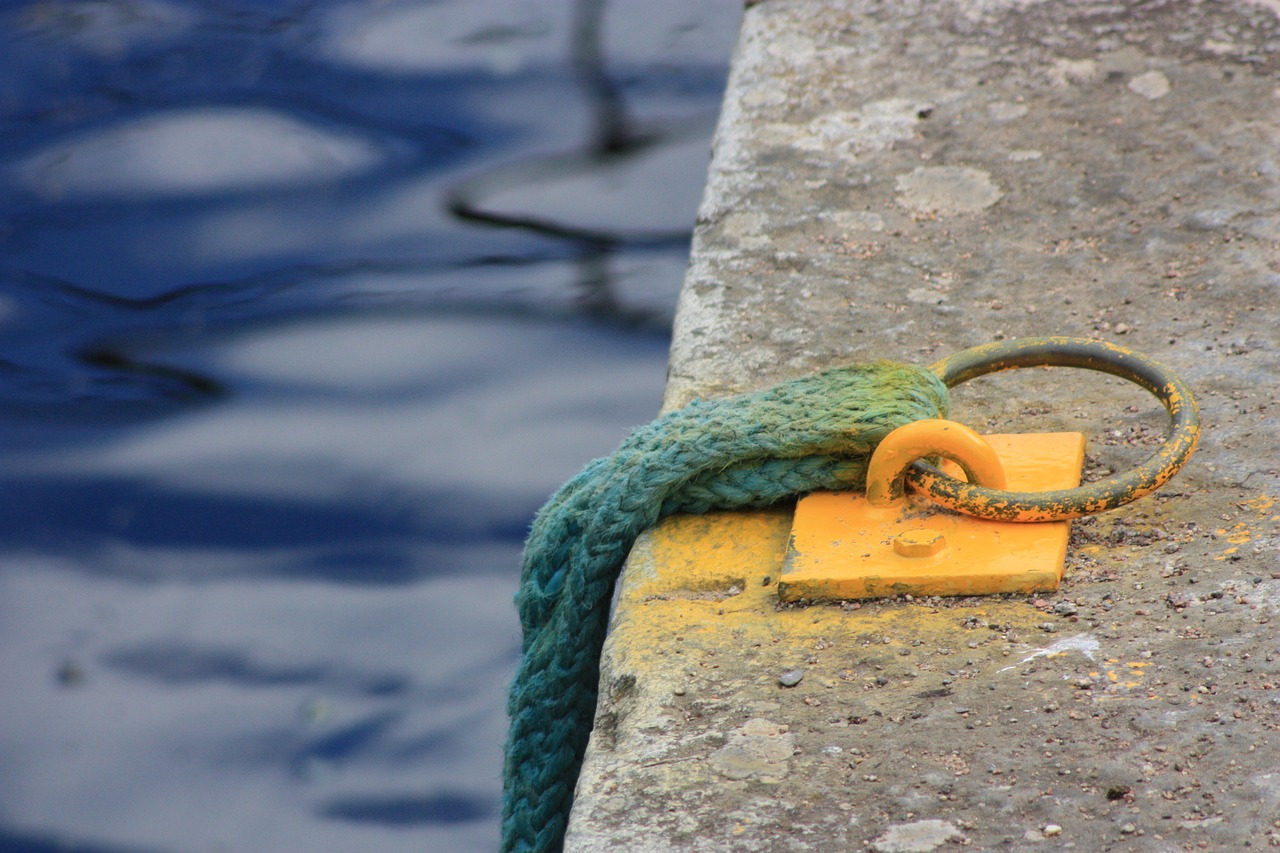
[0,2,739,850]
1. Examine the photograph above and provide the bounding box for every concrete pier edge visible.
[568,1,1280,850]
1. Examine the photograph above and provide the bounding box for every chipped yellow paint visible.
[1212,494,1279,561]
[923,337,1200,522]
[1227,522,1253,544]
[779,432,1085,601]
[1240,495,1276,515]
[1085,659,1155,700]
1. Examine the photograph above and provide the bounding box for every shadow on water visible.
[103,642,411,694]
[0,0,740,850]
[320,792,495,826]
[0,475,529,554]
[0,832,166,853]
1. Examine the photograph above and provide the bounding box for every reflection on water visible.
[0,1,740,850]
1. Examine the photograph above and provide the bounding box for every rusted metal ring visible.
[913,337,1200,522]
[865,419,1007,506]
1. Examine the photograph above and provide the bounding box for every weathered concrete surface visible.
[567,1,1280,850]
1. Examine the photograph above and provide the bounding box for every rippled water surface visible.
[0,2,740,849]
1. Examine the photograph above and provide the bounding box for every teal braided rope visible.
[502,361,950,852]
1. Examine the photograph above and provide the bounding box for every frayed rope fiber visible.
[502,361,950,852]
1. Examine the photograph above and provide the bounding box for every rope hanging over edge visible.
[501,360,950,853]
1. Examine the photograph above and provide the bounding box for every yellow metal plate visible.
[779,432,1086,601]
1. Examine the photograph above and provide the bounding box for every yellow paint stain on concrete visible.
[1095,661,1151,694]
[609,507,1052,694]
[1241,495,1275,514]
[1209,495,1279,560]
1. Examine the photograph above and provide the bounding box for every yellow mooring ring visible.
[913,336,1200,522]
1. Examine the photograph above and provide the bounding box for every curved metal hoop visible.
[865,419,1007,506]
[909,337,1200,522]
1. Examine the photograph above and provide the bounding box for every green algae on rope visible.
[502,361,950,853]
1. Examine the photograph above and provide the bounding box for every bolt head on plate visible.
[893,528,947,558]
